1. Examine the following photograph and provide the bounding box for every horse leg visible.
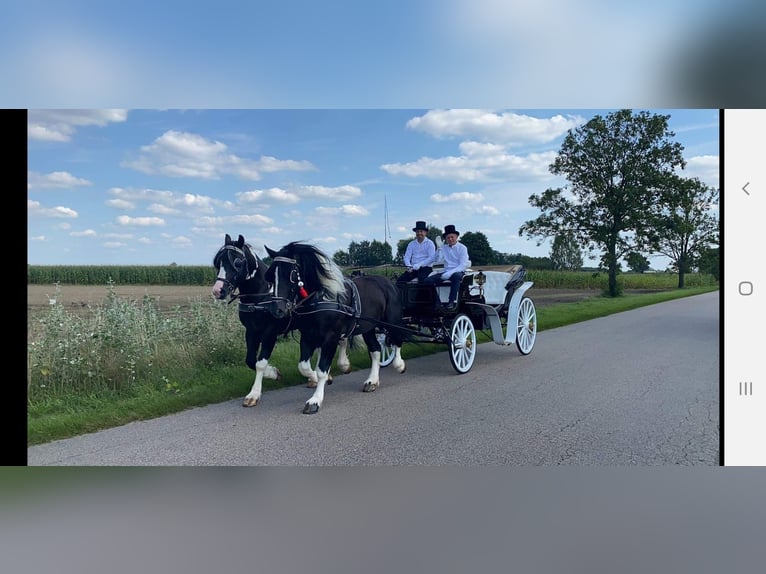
[242,329,263,407]
[360,331,382,392]
[391,346,406,373]
[298,338,319,388]
[303,339,338,414]
[336,338,352,374]
[242,333,281,407]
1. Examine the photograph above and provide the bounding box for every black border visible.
[10,108,29,465]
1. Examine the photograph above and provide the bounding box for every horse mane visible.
[285,242,346,299]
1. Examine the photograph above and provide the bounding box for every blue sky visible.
[27,109,719,268]
[3,1,759,107]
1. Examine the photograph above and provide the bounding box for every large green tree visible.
[549,233,583,270]
[650,176,719,288]
[460,231,495,265]
[519,109,686,296]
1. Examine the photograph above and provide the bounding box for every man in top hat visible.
[423,224,470,311]
[396,220,437,285]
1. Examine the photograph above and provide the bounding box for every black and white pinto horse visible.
[265,241,407,414]
[212,234,290,407]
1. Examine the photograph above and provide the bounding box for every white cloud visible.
[170,236,194,247]
[300,185,362,201]
[431,192,484,203]
[683,154,719,188]
[382,148,556,183]
[106,198,135,210]
[123,130,315,181]
[70,229,97,237]
[315,205,370,216]
[237,188,301,204]
[28,199,78,218]
[27,109,128,142]
[407,109,584,145]
[115,215,165,226]
[28,170,92,189]
[147,204,180,215]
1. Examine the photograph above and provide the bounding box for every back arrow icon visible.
[743,182,750,195]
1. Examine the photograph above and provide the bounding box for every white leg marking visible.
[337,339,351,373]
[243,358,269,407]
[393,347,406,373]
[298,359,317,384]
[305,369,330,412]
[363,350,381,391]
[264,364,280,380]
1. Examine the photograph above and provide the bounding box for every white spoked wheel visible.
[515,297,537,355]
[448,313,477,374]
[376,331,396,367]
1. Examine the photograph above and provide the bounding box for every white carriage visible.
[377,265,537,373]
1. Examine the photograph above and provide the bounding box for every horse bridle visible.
[268,256,311,315]
[214,243,258,296]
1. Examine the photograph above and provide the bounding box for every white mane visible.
[315,249,346,298]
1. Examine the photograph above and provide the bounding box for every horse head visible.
[264,242,346,318]
[212,233,265,300]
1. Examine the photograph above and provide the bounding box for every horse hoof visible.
[242,398,259,407]
[275,368,282,380]
[362,382,379,392]
[306,380,317,388]
[303,403,319,414]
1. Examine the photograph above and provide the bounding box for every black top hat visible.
[442,224,460,238]
[412,220,428,231]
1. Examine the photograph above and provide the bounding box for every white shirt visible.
[435,241,470,279]
[403,238,436,269]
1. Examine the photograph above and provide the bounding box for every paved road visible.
[27,292,719,465]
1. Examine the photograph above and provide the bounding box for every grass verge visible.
[27,286,717,446]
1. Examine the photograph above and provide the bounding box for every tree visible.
[460,231,495,265]
[333,250,349,266]
[697,247,719,281]
[649,176,719,288]
[626,252,651,273]
[549,233,583,270]
[519,109,685,296]
[427,226,443,245]
[347,239,393,267]
[395,238,409,265]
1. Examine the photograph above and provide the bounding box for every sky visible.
[3,1,765,107]
[27,109,719,269]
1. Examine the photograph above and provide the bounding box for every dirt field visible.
[27,284,602,313]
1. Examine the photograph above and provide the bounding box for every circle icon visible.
[739,281,754,296]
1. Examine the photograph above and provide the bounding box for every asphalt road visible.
[27,292,719,466]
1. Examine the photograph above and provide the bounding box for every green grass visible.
[27,285,718,446]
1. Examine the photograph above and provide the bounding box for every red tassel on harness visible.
[298,284,309,299]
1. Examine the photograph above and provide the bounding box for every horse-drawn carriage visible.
[213,234,537,413]
[376,265,537,373]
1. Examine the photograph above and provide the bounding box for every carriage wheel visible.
[515,297,537,355]
[376,331,396,367]
[448,313,476,374]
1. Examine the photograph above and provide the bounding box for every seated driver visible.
[422,224,470,311]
